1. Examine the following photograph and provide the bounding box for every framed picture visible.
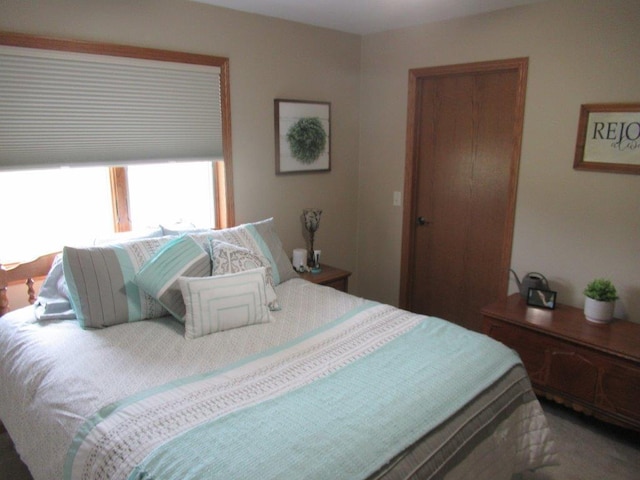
[573,103,640,175]
[527,287,557,310]
[275,99,331,174]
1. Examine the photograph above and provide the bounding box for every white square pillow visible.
[210,239,280,311]
[180,267,273,339]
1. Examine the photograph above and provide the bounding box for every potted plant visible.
[583,278,618,323]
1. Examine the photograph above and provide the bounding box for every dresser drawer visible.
[484,320,547,383]
[598,361,640,423]
[547,346,598,404]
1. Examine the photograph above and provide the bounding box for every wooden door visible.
[400,58,528,332]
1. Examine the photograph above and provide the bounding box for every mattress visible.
[0,279,556,479]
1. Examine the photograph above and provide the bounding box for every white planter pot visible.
[584,297,615,324]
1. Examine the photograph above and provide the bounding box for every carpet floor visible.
[1,399,638,479]
[522,399,640,480]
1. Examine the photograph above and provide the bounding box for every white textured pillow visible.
[179,267,273,339]
[210,239,280,311]
[34,253,76,321]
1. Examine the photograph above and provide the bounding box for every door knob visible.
[416,216,431,226]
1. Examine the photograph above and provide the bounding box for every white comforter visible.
[0,279,556,480]
[1,279,364,479]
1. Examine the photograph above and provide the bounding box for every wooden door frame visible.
[399,57,529,310]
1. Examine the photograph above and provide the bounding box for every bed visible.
[0,218,557,480]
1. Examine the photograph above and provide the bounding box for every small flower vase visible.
[303,208,322,266]
[584,297,615,324]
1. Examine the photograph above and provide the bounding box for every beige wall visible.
[358,0,640,321]
[0,0,361,284]
[2,0,639,322]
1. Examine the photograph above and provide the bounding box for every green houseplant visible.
[583,278,618,323]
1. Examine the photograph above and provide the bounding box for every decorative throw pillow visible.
[180,267,273,339]
[188,218,298,285]
[210,239,280,311]
[63,237,172,328]
[246,218,298,285]
[135,235,211,321]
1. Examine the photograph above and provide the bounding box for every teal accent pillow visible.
[180,267,273,339]
[135,235,211,322]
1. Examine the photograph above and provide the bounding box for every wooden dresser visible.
[299,264,351,293]
[482,294,640,431]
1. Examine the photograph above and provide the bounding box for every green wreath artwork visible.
[286,117,327,164]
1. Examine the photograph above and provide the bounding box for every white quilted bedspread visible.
[0,278,557,480]
[0,279,364,480]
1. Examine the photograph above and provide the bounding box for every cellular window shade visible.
[0,46,222,169]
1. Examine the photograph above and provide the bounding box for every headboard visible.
[0,252,58,316]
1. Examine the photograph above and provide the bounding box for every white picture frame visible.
[275,99,331,174]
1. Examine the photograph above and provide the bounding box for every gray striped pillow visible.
[63,237,172,328]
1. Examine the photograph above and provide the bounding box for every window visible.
[0,161,218,263]
[0,32,234,264]
[0,166,113,263]
[126,161,215,230]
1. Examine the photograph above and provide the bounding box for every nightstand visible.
[298,264,351,293]
[482,293,640,431]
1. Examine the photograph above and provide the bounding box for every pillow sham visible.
[180,267,273,339]
[93,227,164,245]
[189,218,297,285]
[161,224,212,236]
[210,239,280,311]
[243,218,298,285]
[63,236,172,328]
[34,253,76,321]
[135,235,211,321]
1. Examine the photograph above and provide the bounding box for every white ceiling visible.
[191,0,547,35]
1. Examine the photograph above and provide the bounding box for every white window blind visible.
[0,46,222,169]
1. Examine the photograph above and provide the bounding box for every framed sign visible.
[275,99,331,174]
[527,288,557,310]
[573,103,640,175]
